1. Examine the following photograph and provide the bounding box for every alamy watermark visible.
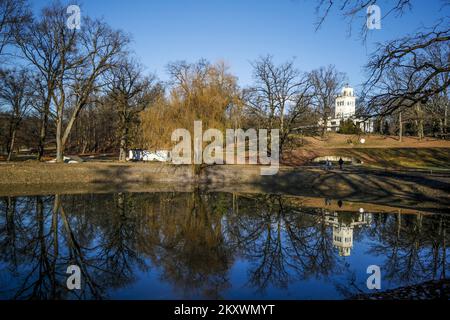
[366,265,381,290]
[171,121,280,175]
[366,4,381,30]
[66,264,81,290]
[66,5,81,30]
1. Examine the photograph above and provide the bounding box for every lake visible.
[0,191,448,299]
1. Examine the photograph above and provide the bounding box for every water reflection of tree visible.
[0,192,235,299]
[147,191,233,299]
[366,213,449,285]
[0,193,154,299]
[0,196,63,299]
[1,193,449,300]
[226,195,342,293]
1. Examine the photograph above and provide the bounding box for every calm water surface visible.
[0,192,448,299]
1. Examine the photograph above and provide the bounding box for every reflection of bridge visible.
[323,212,372,257]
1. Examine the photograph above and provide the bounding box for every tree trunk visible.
[416,102,424,140]
[439,118,444,136]
[6,128,16,162]
[119,125,129,162]
[321,112,328,138]
[37,118,47,161]
[55,89,70,163]
[55,115,64,163]
[6,197,16,243]
[418,120,424,140]
[399,112,403,142]
[81,140,88,154]
[37,93,52,161]
[445,101,448,134]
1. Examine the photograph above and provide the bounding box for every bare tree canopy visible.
[0,68,33,160]
[363,23,450,116]
[0,0,30,56]
[315,0,449,120]
[245,55,312,150]
[314,0,447,39]
[309,65,346,135]
[106,58,163,161]
[14,3,130,162]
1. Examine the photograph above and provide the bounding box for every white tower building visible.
[335,85,356,118]
[317,84,374,133]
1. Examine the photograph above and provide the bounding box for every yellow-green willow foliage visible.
[140,60,243,149]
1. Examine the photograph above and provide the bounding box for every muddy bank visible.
[0,162,449,213]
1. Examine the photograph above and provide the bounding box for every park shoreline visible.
[0,162,449,213]
[1,161,449,183]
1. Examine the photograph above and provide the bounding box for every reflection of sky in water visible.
[0,193,448,300]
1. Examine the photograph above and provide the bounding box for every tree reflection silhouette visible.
[146,191,233,299]
[366,213,448,284]
[226,195,343,293]
[0,192,448,299]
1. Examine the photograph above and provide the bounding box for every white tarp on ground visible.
[128,149,171,162]
[47,156,83,164]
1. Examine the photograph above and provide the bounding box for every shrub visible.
[339,119,361,134]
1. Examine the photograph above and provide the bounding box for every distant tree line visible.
[0,0,448,162]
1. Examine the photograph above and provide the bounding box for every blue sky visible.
[31,0,445,90]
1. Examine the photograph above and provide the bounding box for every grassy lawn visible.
[285,134,450,169]
[334,148,450,169]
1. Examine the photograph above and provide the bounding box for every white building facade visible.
[319,85,374,133]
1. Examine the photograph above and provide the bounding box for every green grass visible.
[335,148,450,169]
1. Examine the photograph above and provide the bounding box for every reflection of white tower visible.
[333,225,353,257]
[324,212,371,257]
[335,85,356,119]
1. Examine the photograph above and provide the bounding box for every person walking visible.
[338,157,344,170]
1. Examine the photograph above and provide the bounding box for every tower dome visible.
[342,84,354,97]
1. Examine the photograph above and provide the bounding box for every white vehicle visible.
[128,149,144,161]
[128,149,171,162]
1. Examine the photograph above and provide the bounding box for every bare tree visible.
[14,3,68,160]
[309,65,346,137]
[246,56,312,151]
[0,68,33,161]
[0,0,30,57]
[52,16,129,162]
[426,40,450,135]
[15,3,129,162]
[246,56,279,132]
[315,0,420,40]
[106,59,162,161]
[363,24,450,118]
[43,4,80,163]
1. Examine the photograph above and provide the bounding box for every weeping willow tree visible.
[140,59,243,150]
